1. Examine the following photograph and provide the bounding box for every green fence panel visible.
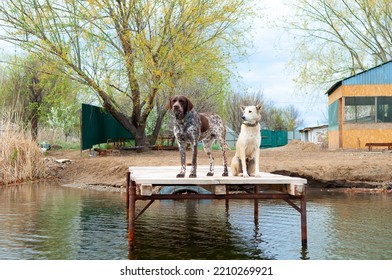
[260,129,288,149]
[81,103,134,150]
[276,130,288,147]
[261,129,274,148]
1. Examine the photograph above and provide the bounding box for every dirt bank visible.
[47,141,392,190]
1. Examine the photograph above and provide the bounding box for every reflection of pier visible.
[126,166,307,254]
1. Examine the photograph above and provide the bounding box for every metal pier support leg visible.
[225,185,229,215]
[128,178,136,251]
[254,186,259,226]
[126,172,130,220]
[300,193,308,247]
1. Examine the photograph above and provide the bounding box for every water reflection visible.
[0,183,391,260]
[133,200,268,259]
[0,183,127,260]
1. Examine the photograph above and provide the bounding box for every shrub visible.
[0,119,48,185]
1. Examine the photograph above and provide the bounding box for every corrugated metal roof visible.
[326,60,392,95]
[299,124,328,132]
[326,80,342,95]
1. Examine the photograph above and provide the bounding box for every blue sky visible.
[234,0,328,128]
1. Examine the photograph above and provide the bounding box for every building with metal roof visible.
[327,60,392,149]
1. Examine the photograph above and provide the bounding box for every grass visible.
[53,140,80,150]
[0,120,48,185]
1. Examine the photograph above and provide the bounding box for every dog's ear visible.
[256,104,262,111]
[185,97,194,112]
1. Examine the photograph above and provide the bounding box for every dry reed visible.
[0,118,48,185]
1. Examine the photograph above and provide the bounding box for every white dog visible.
[231,105,262,177]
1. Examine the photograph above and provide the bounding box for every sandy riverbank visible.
[44,141,392,192]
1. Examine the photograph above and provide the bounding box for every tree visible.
[283,0,392,94]
[46,105,79,142]
[0,0,255,147]
[282,104,303,131]
[224,90,266,133]
[0,54,81,140]
[225,91,303,132]
[147,76,228,144]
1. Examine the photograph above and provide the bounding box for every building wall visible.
[329,85,392,105]
[328,84,392,149]
[341,123,392,149]
[328,130,340,149]
[341,84,392,97]
[300,126,328,144]
[328,86,343,105]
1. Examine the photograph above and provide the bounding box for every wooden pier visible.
[126,166,308,253]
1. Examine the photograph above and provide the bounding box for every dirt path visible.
[47,141,392,190]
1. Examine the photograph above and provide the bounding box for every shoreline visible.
[4,141,392,194]
[3,173,392,194]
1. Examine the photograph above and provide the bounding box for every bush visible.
[0,120,48,185]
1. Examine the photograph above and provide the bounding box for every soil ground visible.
[46,140,392,191]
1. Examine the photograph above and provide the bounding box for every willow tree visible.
[0,0,255,147]
[283,0,392,94]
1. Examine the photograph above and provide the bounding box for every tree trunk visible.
[150,108,168,145]
[30,112,38,141]
[28,75,42,142]
[134,125,150,151]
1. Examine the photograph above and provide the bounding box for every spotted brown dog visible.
[167,95,229,178]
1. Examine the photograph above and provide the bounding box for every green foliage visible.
[54,141,80,150]
[0,54,84,140]
[0,0,257,146]
[46,105,79,140]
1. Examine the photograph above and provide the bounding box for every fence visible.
[81,103,134,150]
[261,129,288,149]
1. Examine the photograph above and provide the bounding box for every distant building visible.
[299,124,328,144]
[288,130,302,142]
[327,60,392,149]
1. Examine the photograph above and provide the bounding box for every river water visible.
[0,182,391,260]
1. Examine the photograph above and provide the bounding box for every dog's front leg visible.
[239,151,249,178]
[177,141,187,178]
[253,150,261,177]
[221,148,228,176]
[189,141,198,178]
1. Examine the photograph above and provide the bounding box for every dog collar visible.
[243,121,259,127]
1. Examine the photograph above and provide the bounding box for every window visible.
[377,97,392,123]
[344,97,375,123]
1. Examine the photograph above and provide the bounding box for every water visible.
[0,182,391,260]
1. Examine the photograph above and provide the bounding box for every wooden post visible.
[300,192,308,247]
[128,178,136,251]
